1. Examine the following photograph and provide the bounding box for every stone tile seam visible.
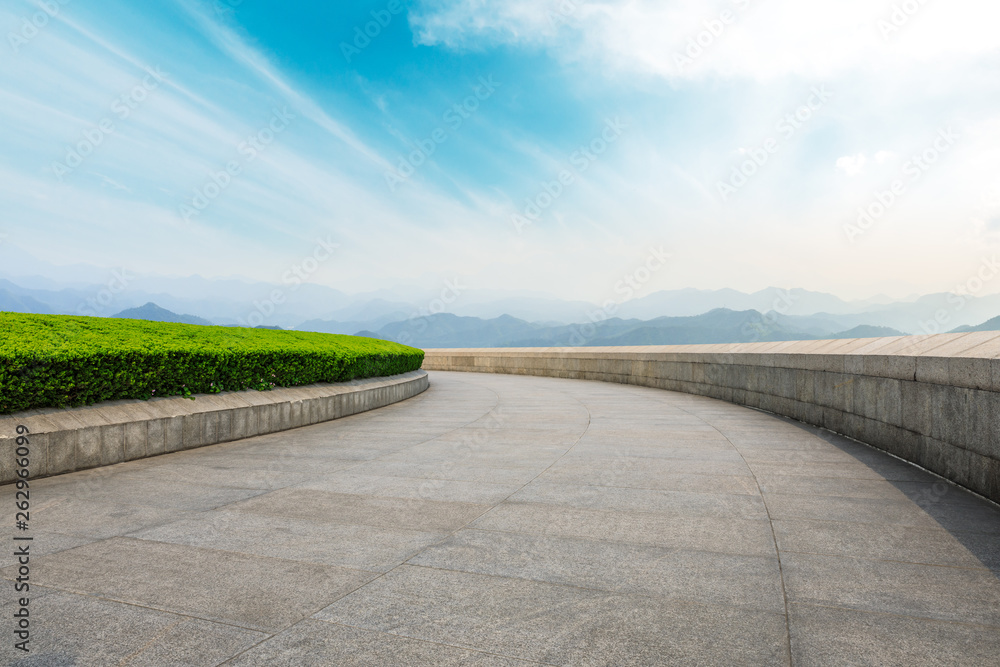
[787,601,1000,632]
[398,562,789,617]
[777,548,1000,571]
[461,524,779,559]
[308,618,561,666]
[20,582,275,638]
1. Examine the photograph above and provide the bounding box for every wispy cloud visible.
[3,0,1000,301]
[412,0,1000,80]
[177,0,394,170]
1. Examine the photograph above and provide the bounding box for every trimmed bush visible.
[0,313,424,414]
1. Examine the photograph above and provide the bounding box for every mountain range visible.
[357,310,910,348]
[950,315,1000,333]
[113,303,213,327]
[2,270,999,347]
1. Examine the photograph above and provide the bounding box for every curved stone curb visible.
[423,333,1000,503]
[0,370,428,484]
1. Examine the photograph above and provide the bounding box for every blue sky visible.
[1,0,999,301]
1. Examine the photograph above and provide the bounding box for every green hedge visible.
[0,313,424,414]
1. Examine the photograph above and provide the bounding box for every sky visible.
[1,0,999,303]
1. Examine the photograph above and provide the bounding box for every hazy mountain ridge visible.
[112,303,213,326]
[359,309,910,348]
[0,287,56,314]
[1,273,998,345]
[949,316,1000,333]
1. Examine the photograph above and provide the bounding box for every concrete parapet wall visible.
[0,370,428,484]
[423,333,1000,503]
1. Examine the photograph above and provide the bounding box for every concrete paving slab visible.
[316,564,789,666]
[346,460,549,485]
[774,519,1000,570]
[161,449,359,474]
[31,475,269,511]
[565,443,745,461]
[409,529,785,614]
[121,461,318,491]
[782,552,1000,626]
[737,446,872,464]
[132,509,449,572]
[509,480,769,518]
[765,493,1000,533]
[748,460,929,482]
[2,538,376,632]
[754,475,919,499]
[471,502,776,556]
[0,530,94,568]
[789,603,1000,667]
[27,497,201,539]
[297,473,523,505]
[0,587,266,666]
[226,619,537,666]
[538,465,760,495]
[224,487,492,532]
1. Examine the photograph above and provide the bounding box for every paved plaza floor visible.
[2,371,999,665]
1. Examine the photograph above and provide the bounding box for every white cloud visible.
[412,0,1000,80]
[0,3,517,293]
[874,150,895,164]
[836,153,868,177]
[94,173,132,192]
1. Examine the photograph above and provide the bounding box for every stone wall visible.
[423,334,1000,503]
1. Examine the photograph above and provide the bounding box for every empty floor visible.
[2,371,999,665]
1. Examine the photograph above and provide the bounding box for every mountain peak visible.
[113,302,213,326]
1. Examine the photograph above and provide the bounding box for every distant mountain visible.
[363,309,910,348]
[2,266,998,336]
[366,313,544,347]
[0,288,55,314]
[298,313,414,336]
[768,312,858,336]
[321,298,413,322]
[0,276,350,327]
[827,325,907,339]
[615,287,884,319]
[451,296,606,323]
[507,309,818,348]
[949,315,1000,333]
[807,293,1000,334]
[113,303,213,326]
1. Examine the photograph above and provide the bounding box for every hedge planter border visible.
[0,370,428,484]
